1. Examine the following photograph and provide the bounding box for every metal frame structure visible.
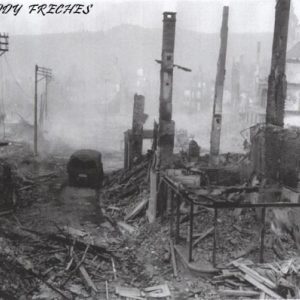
[158,173,300,268]
[0,33,9,56]
[34,65,52,155]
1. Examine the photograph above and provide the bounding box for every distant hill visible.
[7,24,273,85]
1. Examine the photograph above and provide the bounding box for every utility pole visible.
[256,41,261,66]
[39,93,44,128]
[34,65,52,156]
[0,33,9,138]
[209,6,229,167]
[43,74,53,121]
[104,79,110,127]
[0,33,9,56]
[231,59,240,109]
[266,0,290,127]
[34,65,38,155]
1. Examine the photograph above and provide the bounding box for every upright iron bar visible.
[161,180,165,222]
[170,189,174,237]
[176,194,180,244]
[213,208,218,267]
[260,207,266,263]
[189,202,194,262]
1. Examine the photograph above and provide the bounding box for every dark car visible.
[67,149,104,188]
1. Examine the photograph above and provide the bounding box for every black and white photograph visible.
[0,0,300,299]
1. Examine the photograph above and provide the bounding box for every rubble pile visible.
[176,207,299,267]
[0,220,122,299]
[213,257,300,299]
[0,138,299,299]
[101,158,150,226]
[0,224,109,299]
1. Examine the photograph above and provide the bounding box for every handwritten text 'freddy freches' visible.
[0,4,94,16]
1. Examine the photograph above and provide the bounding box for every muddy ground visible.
[1,140,299,300]
[0,141,221,300]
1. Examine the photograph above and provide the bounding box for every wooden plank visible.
[233,225,242,232]
[0,209,14,216]
[220,289,260,297]
[63,226,86,237]
[124,198,149,221]
[244,274,283,299]
[193,227,214,247]
[144,285,171,298]
[78,264,98,293]
[20,227,108,253]
[116,286,143,299]
[117,221,137,234]
[224,279,249,287]
[106,281,109,300]
[260,292,266,299]
[237,264,276,289]
[169,238,178,277]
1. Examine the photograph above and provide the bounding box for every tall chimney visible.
[158,12,176,169]
[209,6,229,167]
[266,0,290,127]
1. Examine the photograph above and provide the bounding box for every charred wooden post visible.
[3,163,13,207]
[188,140,200,163]
[231,60,240,108]
[158,12,176,169]
[123,131,130,169]
[131,94,146,162]
[266,0,291,127]
[256,41,261,66]
[209,7,229,167]
[254,42,261,94]
[148,12,176,223]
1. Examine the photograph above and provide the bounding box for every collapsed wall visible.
[250,124,300,189]
[249,124,300,248]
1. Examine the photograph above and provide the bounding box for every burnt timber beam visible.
[131,94,146,161]
[266,0,291,127]
[158,12,176,169]
[209,7,229,167]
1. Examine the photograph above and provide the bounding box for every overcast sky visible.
[0,0,299,35]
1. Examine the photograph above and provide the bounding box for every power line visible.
[3,54,31,100]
